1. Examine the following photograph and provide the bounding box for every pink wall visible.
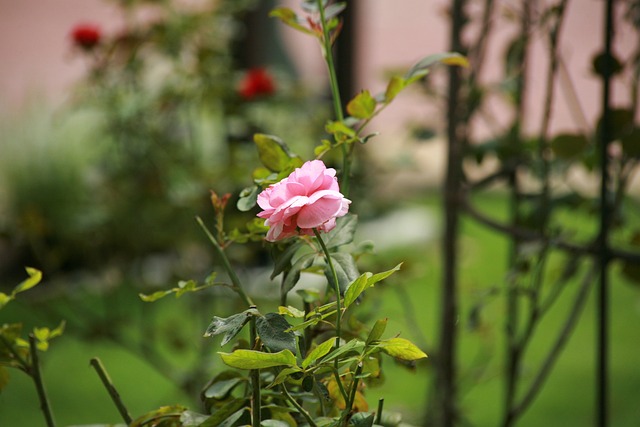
[1,0,636,135]
[0,0,121,110]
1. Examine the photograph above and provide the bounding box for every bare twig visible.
[29,334,56,427]
[90,357,133,425]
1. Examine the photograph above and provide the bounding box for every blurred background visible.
[1,0,639,426]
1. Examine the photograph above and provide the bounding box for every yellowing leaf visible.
[14,267,42,295]
[440,55,470,68]
[377,337,427,361]
[347,90,377,120]
[384,76,406,103]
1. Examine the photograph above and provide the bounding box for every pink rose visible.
[257,160,351,242]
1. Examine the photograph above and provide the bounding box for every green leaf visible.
[405,52,469,82]
[281,253,316,299]
[325,120,357,138]
[203,377,244,400]
[199,399,248,427]
[369,263,402,286]
[271,241,305,280]
[592,51,623,77]
[269,366,304,388]
[138,290,172,302]
[366,318,388,345]
[384,76,406,103]
[349,412,375,427]
[130,405,187,427]
[326,252,360,294]
[219,349,297,370]
[376,338,427,361]
[302,337,335,368]
[343,264,400,309]
[321,339,366,364]
[323,214,358,249]
[596,108,634,143]
[269,7,316,36]
[180,410,209,426]
[278,305,305,318]
[0,293,11,309]
[14,267,42,295]
[261,420,290,427]
[621,128,640,158]
[254,134,295,173]
[343,273,372,309]
[256,313,297,354]
[204,310,254,346]
[551,134,589,159]
[347,90,377,120]
[238,185,260,212]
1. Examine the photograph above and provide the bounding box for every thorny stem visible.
[316,0,350,196]
[29,334,56,427]
[90,357,133,425]
[196,216,255,307]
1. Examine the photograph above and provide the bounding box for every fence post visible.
[597,0,615,426]
[434,0,467,425]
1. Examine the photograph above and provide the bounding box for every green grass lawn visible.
[1,193,639,426]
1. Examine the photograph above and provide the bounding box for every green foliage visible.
[0,267,42,309]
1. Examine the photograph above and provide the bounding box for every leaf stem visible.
[313,228,349,404]
[28,334,56,427]
[312,229,342,352]
[90,357,133,425]
[341,363,363,424]
[0,335,30,371]
[316,0,350,195]
[249,315,261,427]
[281,383,318,427]
[196,216,255,307]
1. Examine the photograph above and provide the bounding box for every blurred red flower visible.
[238,68,276,100]
[71,24,102,50]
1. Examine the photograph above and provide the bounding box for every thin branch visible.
[29,335,56,427]
[196,216,254,307]
[281,383,318,427]
[90,357,133,425]
[461,197,640,263]
[509,262,595,419]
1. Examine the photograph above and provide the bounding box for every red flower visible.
[71,24,102,50]
[238,68,276,100]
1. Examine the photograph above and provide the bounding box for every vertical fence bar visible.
[597,0,614,426]
[436,0,466,425]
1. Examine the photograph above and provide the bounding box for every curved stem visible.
[196,216,254,307]
[316,0,350,195]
